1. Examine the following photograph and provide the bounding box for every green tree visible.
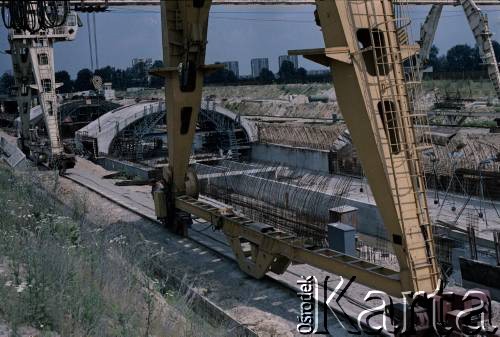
[205,63,237,84]
[258,68,275,84]
[445,44,481,72]
[149,60,165,88]
[428,45,441,70]
[94,66,115,83]
[278,60,297,83]
[55,70,73,93]
[0,72,14,95]
[111,69,130,90]
[129,60,150,87]
[74,69,94,92]
[296,67,307,83]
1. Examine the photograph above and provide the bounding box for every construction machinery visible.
[418,0,500,99]
[149,0,497,334]
[4,0,500,169]
[2,0,499,334]
[4,1,79,171]
[152,0,437,295]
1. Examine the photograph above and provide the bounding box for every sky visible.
[1,4,500,77]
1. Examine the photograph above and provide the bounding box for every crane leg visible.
[29,38,64,161]
[9,40,33,156]
[153,0,220,235]
[26,36,75,172]
[292,0,440,294]
[8,7,78,172]
[418,4,443,67]
[461,0,500,99]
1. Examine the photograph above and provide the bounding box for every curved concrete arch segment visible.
[204,103,258,143]
[75,100,255,156]
[76,100,164,155]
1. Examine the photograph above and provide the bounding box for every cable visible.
[87,13,94,71]
[93,13,99,70]
[105,6,500,22]
[1,1,70,33]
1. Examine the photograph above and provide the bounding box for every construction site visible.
[2,0,500,336]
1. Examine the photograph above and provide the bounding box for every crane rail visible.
[69,0,500,6]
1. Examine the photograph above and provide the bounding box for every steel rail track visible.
[63,169,390,336]
[56,170,265,336]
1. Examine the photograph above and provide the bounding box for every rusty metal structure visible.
[196,161,353,245]
[257,122,344,151]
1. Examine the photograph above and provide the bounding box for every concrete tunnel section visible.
[76,100,164,155]
[75,100,256,156]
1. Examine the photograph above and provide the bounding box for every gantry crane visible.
[418,0,500,99]
[5,0,500,169]
[152,0,440,296]
[5,2,80,171]
[2,1,496,333]
[151,2,496,333]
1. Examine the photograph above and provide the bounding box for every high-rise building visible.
[278,55,299,70]
[251,58,269,78]
[222,61,239,78]
[307,69,330,76]
[132,58,153,68]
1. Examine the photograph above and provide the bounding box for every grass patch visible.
[0,164,230,336]
[422,79,496,99]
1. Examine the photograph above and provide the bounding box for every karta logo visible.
[296,276,498,336]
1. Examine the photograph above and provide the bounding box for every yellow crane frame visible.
[156,0,441,297]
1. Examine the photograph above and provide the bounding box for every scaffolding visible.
[114,102,166,161]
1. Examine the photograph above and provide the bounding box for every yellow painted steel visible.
[157,0,441,296]
[71,0,500,6]
[157,0,214,195]
[306,0,439,294]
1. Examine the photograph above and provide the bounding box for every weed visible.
[0,164,231,336]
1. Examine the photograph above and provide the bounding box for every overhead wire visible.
[93,13,100,70]
[87,13,95,70]
[103,6,500,23]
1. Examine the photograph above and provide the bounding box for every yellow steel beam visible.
[70,0,500,5]
[176,195,404,297]
[158,0,213,197]
[156,0,441,296]
[293,0,440,294]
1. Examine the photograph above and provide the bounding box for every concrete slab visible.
[76,100,164,154]
[0,135,26,169]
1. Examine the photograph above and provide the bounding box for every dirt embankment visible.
[0,164,230,337]
[116,84,340,119]
[224,100,337,119]
[203,83,334,100]
[204,84,339,119]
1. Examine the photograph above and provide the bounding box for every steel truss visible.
[151,0,442,298]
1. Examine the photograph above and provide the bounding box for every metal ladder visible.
[353,1,440,291]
